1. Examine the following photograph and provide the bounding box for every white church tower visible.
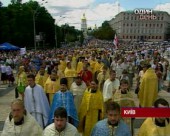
[81,13,87,37]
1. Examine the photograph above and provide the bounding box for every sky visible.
[1,0,170,30]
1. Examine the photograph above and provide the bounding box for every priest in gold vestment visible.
[64,61,77,89]
[139,64,158,107]
[44,70,60,104]
[78,80,104,136]
[138,98,170,136]
[35,66,48,88]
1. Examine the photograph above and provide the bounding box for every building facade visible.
[109,10,170,42]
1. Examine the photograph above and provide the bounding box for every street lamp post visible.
[33,12,36,50]
[33,0,47,51]
[54,16,65,49]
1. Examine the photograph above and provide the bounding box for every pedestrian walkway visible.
[0,84,15,135]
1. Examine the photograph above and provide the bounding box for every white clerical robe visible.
[24,84,50,128]
[70,81,87,112]
[1,112,43,136]
[103,78,120,102]
[43,122,80,136]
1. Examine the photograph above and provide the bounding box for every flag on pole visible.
[113,34,118,49]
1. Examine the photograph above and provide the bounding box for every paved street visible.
[0,84,16,135]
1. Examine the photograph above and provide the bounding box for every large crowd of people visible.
[0,40,170,136]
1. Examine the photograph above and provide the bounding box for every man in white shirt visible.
[0,62,7,84]
[103,70,120,102]
[5,63,14,86]
[43,107,79,136]
[115,60,123,79]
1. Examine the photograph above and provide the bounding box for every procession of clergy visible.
[1,43,170,136]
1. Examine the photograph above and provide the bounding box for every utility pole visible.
[32,0,47,51]
[54,16,65,49]
[33,12,36,50]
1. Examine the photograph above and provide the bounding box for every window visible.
[155,36,157,39]
[153,24,155,27]
[123,35,125,39]
[146,24,148,27]
[127,23,129,26]
[131,23,133,27]
[159,36,162,39]
[150,24,151,27]
[131,16,133,20]
[126,36,129,39]
[157,24,159,27]
[160,24,163,27]
[161,16,164,20]
[130,36,132,39]
[134,36,136,39]
[152,36,154,39]
[148,36,150,39]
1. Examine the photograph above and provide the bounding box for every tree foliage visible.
[90,21,116,40]
[0,1,82,49]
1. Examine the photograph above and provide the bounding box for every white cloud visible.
[2,0,125,29]
[4,0,124,29]
[46,0,95,8]
[154,3,170,14]
[46,1,125,30]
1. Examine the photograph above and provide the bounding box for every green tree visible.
[0,1,55,48]
[0,1,82,49]
[90,21,115,40]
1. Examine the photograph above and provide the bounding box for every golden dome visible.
[81,13,86,20]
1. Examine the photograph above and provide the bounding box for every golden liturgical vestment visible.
[35,72,48,88]
[138,118,170,136]
[78,88,104,136]
[44,77,60,104]
[139,68,158,107]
